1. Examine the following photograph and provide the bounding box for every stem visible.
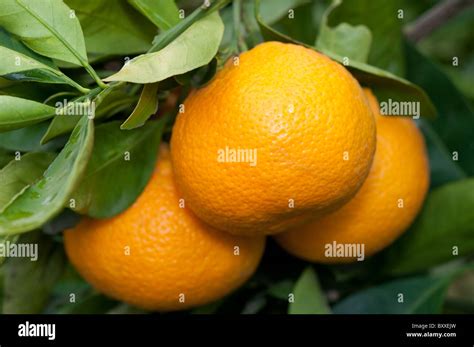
[233,0,248,52]
[63,75,91,94]
[85,64,108,89]
[43,91,79,105]
[405,0,474,42]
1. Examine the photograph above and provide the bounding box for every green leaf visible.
[104,11,224,83]
[418,119,466,188]
[316,22,372,63]
[382,179,474,276]
[121,83,159,130]
[0,29,85,91]
[259,0,311,24]
[0,149,14,168]
[0,116,94,236]
[267,279,294,300]
[128,0,180,30]
[288,267,331,314]
[149,0,230,53]
[3,231,66,313]
[71,119,165,218]
[0,235,18,266]
[319,0,405,75]
[0,122,66,152]
[0,0,87,66]
[268,1,328,46]
[0,152,55,213]
[0,28,54,67]
[255,0,300,44]
[333,273,462,314]
[405,42,474,176]
[0,79,62,102]
[0,96,56,132]
[65,0,157,55]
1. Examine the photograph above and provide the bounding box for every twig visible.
[405,0,474,43]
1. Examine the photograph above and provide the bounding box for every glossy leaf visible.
[0,96,56,132]
[0,0,87,66]
[333,273,461,314]
[288,267,331,314]
[0,149,14,168]
[149,0,230,53]
[406,43,474,175]
[317,22,372,63]
[128,0,180,30]
[0,152,55,212]
[0,30,82,89]
[65,0,156,55]
[418,119,466,188]
[320,0,405,75]
[0,122,66,152]
[121,83,159,130]
[382,179,474,276]
[3,231,66,313]
[104,12,224,83]
[71,119,165,218]
[0,116,94,236]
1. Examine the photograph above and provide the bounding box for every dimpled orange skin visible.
[64,147,265,311]
[171,41,376,236]
[275,89,430,263]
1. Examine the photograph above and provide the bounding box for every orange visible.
[170,41,376,236]
[64,146,265,311]
[275,89,430,263]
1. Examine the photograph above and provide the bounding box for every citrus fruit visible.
[170,41,376,236]
[275,89,430,263]
[64,146,265,311]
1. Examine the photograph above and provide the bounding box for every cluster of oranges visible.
[65,42,429,311]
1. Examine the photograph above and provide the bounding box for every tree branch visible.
[405,0,474,43]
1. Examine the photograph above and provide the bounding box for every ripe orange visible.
[171,41,376,236]
[64,146,265,311]
[275,89,430,263]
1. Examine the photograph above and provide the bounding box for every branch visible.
[405,0,474,43]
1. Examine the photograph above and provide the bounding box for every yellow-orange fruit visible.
[275,89,430,263]
[171,41,376,236]
[64,147,265,311]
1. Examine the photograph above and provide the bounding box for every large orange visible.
[64,146,265,311]
[171,41,376,236]
[275,89,430,263]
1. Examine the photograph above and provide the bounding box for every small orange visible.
[171,41,376,236]
[64,146,265,311]
[275,89,430,263]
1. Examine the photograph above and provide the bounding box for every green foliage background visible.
[0,0,473,314]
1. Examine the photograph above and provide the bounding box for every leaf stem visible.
[63,75,91,94]
[84,64,108,89]
[233,0,248,52]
